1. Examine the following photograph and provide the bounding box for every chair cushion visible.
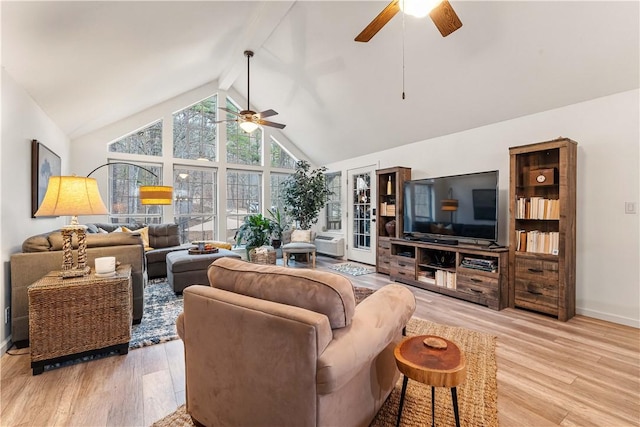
[208,257,355,329]
[282,242,316,251]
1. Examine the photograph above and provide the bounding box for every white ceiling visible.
[3,1,639,165]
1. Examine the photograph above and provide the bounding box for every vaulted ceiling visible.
[3,1,638,165]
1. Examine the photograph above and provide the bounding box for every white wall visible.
[1,69,70,349]
[325,89,640,328]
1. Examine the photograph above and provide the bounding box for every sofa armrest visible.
[316,284,415,394]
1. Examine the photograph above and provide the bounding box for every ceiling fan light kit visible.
[400,0,441,18]
[355,0,462,42]
[216,50,286,133]
[239,120,260,133]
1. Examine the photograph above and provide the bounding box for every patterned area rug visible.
[152,317,498,427]
[328,262,376,276]
[130,278,183,349]
[131,279,375,349]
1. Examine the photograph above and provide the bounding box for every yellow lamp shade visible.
[35,176,108,217]
[441,199,459,211]
[140,186,173,205]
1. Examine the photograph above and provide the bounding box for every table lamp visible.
[35,176,108,277]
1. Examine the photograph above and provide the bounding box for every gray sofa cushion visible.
[149,223,180,248]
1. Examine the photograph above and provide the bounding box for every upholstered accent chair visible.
[282,229,317,268]
[177,257,416,427]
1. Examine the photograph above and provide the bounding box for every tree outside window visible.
[270,136,296,169]
[109,121,162,156]
[173,95,217,161]
[108,161,163,225]
[173,166,217,243]
[226,98,262,166]
[226,170,262,244]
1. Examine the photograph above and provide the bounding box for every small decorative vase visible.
[385,220,396,237]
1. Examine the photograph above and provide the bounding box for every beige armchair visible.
[176,257,416,427]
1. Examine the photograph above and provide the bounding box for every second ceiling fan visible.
[355,0,462,42]
[217,50,286,133]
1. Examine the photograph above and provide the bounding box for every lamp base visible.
[60,265,91,278]
[60,223,91,278]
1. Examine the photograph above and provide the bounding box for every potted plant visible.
[267,207,289,249]
[235,213,275,258]
[282,160,333,230]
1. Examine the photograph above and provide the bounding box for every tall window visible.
[226,98,262,165]
[270,137,297,169]
[173,166,217,243]
[108,162,163,224]
[270,172,291,213]
[173,95,217,161]
[226,170,262,243]
[325,172,342,230]
[109,121,162,156]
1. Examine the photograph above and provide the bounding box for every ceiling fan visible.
[217,50,286,133]
[355,0,462,42]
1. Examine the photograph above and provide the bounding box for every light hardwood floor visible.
[2,256,639,426]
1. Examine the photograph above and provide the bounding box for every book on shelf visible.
[386,204,396,216]
[380,202,387,216]
[516,197,560,220]
[515,230,559,255]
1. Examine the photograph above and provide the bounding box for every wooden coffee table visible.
[394,335,466,427]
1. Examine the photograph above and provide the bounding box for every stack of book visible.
[386,204,396,216]
[417,270,436,285]
[435,270,456,289]
[460,257,498,273]
[515,197,560,220]
[516,230,559,255]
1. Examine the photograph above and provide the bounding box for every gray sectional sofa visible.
[9,223,188,347]
[86,223,191,279]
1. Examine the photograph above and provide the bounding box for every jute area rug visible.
[151,317,498,427]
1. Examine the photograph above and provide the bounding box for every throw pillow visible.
[291,229,312,243]
[97,227,109,234]
[138,226,153,250]
[113,226,123,233]
[208,241,232,250]
[121,226,132,233]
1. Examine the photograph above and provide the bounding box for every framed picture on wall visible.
[31,139,61,217]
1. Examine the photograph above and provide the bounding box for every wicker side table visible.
[28,264,132,375]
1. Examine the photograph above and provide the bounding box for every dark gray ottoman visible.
[167,249,241,294]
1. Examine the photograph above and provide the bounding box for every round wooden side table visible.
[394,335,467,427]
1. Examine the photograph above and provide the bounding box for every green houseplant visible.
[267,207,290,249]
[235,214,275,256]
[282,160,333,230]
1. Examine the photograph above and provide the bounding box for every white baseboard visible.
[1,336,12,354]
[577,308,640,328]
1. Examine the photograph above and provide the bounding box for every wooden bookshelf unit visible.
[389,239,510,310]
[509,138,577,321]
[376,167,411,274]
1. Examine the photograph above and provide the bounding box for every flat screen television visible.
[403,170,499,244]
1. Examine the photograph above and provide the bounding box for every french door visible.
[346,166,377,265]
